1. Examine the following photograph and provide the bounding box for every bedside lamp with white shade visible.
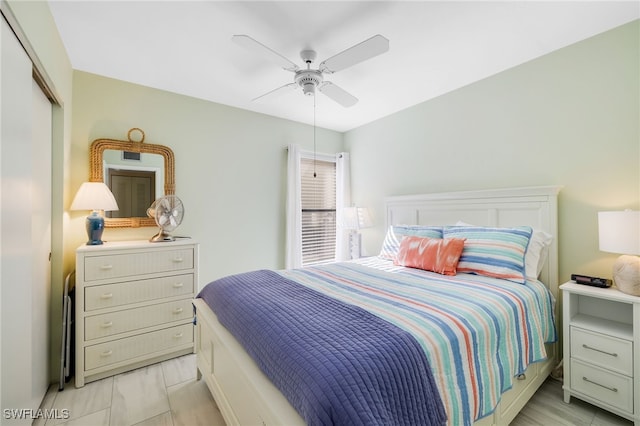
[598,210,640,296]
[71,182,119,245]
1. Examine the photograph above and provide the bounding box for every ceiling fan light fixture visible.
[295,69,323,96]
[303,83,315,96]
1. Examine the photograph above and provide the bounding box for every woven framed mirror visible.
[89,128,175,228]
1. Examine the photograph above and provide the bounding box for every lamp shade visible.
[70,182,119,212]
[598,211,640,255]
[341,207,373,230]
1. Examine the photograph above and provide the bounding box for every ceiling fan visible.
[232,34,389,107]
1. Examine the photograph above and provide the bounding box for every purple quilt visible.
[197,269,446,426]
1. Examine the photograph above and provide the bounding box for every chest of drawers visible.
[75,239,198,387]
[561,282,639,424]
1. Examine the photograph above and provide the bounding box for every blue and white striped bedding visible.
[200,257,556,425]
[281,258,556,425]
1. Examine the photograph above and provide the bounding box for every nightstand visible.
[561,282,639,425]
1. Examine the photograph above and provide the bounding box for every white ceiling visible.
[48,1,639,132]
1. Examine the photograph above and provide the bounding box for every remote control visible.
[571,274,612,288]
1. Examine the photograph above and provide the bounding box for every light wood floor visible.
[39,354,632,426]
[38,354,225,426]
[510,377,632,426]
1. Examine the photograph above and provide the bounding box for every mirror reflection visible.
[103,150,165,218]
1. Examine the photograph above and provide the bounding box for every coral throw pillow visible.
[394,236,466,275]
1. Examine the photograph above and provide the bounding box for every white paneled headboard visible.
[385,186,562,296]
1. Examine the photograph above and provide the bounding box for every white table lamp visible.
[71,182,119,245]
[341,207,373,259]
[598,210,640,296]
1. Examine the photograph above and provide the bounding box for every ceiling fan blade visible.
[232,35,299,72]
[318,82,358,107]
[319,35,389,74]
[252,83,298,102]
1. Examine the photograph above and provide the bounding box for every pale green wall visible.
[345,20,640,284]
[8,1,638,387]
[70,71,344,287]
[4,0,74,383]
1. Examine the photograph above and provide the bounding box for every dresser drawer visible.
[84,273,194,311]
[571,326,633,376]
[570,359,633,413]
[84,248,194,282]
[85,324,193,370]
[85,299,193,341]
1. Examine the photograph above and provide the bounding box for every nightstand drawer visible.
[570,359,633,413]
[84,248,194,281]
[85,299,193,340]
[84,273,194,311]
[85,324,193,370]
[571,326,633,376]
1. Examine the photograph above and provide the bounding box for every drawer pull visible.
[582,344,618,357]
[100,350,113,357]
[100,293,113,299]
[172,307,184,314]
[173,332,184,339]
[173,257,184,263]
[100,321,113,328]
[172,282,184,288]
[582,376,618,393]
[100,265,113,270]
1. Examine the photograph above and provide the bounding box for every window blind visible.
[300,157,336,266]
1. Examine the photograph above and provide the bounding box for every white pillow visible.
[526,230,553,280]
[455,221,552,281]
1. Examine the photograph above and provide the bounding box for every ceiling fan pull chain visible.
[313,94,317,178]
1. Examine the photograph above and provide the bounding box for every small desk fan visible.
[147,195,184,242]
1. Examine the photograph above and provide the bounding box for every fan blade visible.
[232,35,299,72]
[318,82,358,107]
[160,197,170,210]
[252,83,298,102]
[319,35,389,74]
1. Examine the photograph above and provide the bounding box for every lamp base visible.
[349,230,362,260]
[612,254,640,296]
[85,211,105,245]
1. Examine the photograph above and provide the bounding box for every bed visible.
[193,185,562,426]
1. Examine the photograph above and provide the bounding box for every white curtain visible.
[335,152,351,262]
[285,144,303,269]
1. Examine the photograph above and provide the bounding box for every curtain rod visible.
[284,146,343,158]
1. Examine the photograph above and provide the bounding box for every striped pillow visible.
[379,225,443,260]
[443,226,533,284]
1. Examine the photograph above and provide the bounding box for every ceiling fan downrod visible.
[296,50,321,96]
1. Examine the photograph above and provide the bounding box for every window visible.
[286,145,349,269]
[300,156,336,266]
